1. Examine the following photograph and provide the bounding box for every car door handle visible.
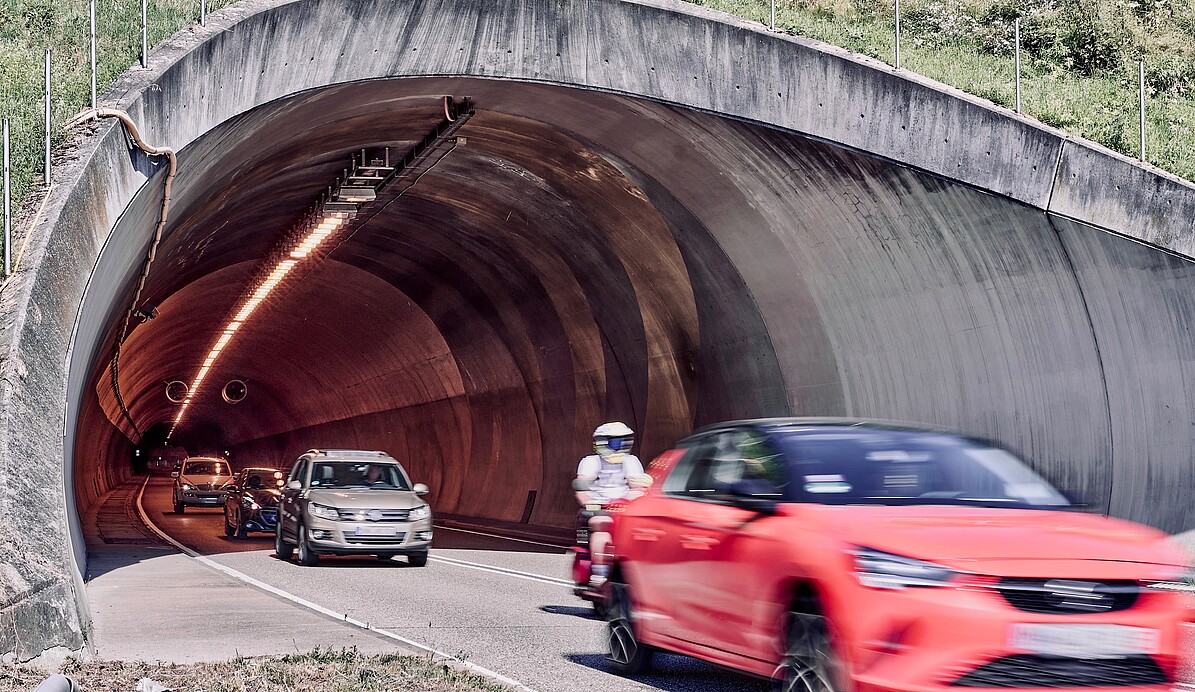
[680,535,719,550]
[631,528,666,542]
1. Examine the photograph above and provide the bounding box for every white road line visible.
[430,554,574,587]
[134,478,536,691]
[435,524,569,550]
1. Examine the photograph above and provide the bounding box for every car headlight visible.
[309,503,340,520]
[853,547,959,589]
[1143,567,1195,592]
[408,504,431,521]
[180,483,193,491]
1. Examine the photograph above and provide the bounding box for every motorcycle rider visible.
[575,421,648,586]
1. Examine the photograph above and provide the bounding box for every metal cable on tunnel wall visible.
[68,108,178,443]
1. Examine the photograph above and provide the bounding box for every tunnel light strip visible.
[167,214,348,439]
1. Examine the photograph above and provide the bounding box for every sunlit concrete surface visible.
[3,0,1195,659]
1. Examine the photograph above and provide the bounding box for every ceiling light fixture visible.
[167,96,475,442]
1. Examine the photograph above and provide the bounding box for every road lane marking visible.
[134,477,536,691]
[430,554,574,587]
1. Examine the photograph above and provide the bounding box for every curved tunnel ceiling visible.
[75,76,1195,533]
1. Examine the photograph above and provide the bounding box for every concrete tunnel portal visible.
[9,0,1195,659]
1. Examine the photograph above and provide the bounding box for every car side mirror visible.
[171,471,179,478]
[286,480,301,491]
[413,483,429,496]
[723,479,779,515]
[572,477,594,492]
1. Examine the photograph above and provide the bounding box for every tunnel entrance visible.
[70,77,798,537]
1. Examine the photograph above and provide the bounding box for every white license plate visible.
[1010,624,1159,658]
[354,526,395,537]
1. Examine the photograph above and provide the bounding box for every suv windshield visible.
[184,460,230,476]
[773,428,1070,508]
[309,461,410,490]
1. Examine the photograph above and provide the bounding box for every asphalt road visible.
[140,477,768,691]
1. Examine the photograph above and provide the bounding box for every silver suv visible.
[275,449,432,566]
[172,456,235,513]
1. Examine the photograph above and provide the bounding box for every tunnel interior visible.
[71,76,1195,535]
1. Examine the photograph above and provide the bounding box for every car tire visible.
[605,577,653,675]
[376,553,396,561]
[274,522,294,560]
[224,510,235,537]
[407,551,429,567]
[297,524,319,566]
[774,594,849,692]
[174,499,185,514]
[236,520,249,540]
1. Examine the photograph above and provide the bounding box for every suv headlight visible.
[309,503,340,521]
[853,547,959,589]
[408,504,431,521]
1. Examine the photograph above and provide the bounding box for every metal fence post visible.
[1139,60,1146,162]
[894,0,902,68]
[141,0,148,68]
[1014,18,1021,113]
[770,0,776,30]
[201,0,207,26]
[44,49,51,184]
[3,119,10,278]
[89,0,97,109]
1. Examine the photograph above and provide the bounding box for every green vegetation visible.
[688,0,1195,179]
[1,0,1193,263]
[0,648,509,691]
[0,0,234,261]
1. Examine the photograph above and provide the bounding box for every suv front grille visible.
[996,578,1139,614]
[950,654,1167,687]
[335,508,411,522]
[343,531,407,545]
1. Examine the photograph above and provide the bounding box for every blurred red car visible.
[606,418,1194,691]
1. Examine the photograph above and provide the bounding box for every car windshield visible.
[772,428,1070,508]
[309,461,410,490]
[184,460,229,476]
[242,469,281,488]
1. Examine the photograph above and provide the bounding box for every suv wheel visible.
[606,577,653,675]
[297,524,319,566]
[274,522,294,560]
[774,595,847,692]
[408,551,428,567]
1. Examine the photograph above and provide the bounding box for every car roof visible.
[240,467,280,473]
[302,449,397,461]
[688,417,974,440]
[183,456,229,462]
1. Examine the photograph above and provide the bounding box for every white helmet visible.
[594,421,634,456]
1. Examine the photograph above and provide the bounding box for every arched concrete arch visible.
[3,0,1195,658]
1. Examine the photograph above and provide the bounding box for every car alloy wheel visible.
[297,524,319,566]
[274,521,294,560]
[605,579,652,675]
[775,599,848,692]
[224,510,235,537]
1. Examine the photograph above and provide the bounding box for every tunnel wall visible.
[3,0,1195,658]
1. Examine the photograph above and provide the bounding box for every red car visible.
[607,418,1194,691]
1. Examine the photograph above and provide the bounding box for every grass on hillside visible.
[1,0,1194,264]
[0,648,509,692]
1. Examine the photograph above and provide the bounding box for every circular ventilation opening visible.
[222,380,248,404]
[165,380,189,404]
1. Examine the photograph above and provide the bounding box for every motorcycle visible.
[570,496,629,617]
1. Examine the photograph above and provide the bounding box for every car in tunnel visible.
[171,456,235,513]
[275,449,432,566]
[223,466,286,539]
[605,418,1195,691]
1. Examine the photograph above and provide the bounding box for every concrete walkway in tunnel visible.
[82,478,405,662]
